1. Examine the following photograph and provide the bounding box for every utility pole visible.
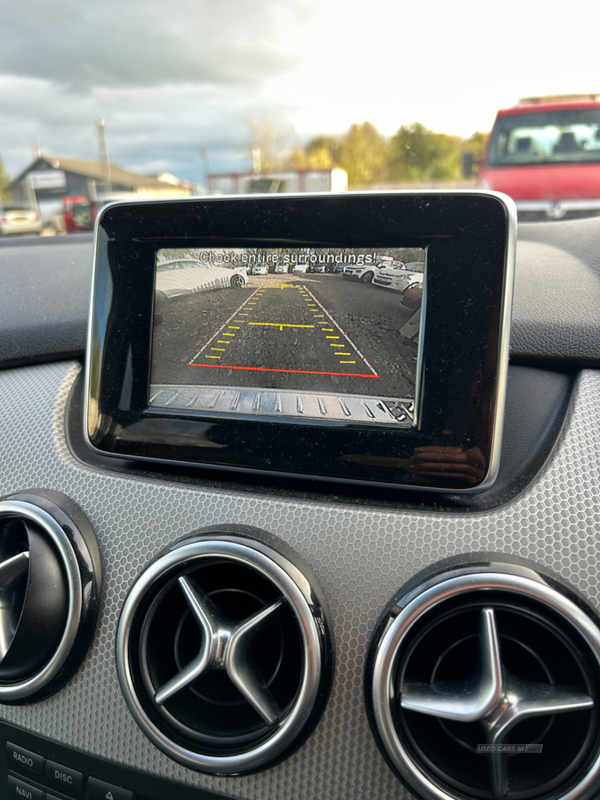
[252,147,262,174]
[200,150,210,194]
[97,119,112,195]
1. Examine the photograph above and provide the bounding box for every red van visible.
[477,95,600,219]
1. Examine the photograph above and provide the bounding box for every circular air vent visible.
[0,491,101,702]
[366,555,600,800]
[116,528,333,775]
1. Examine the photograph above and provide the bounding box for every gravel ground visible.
[152,273,419,398]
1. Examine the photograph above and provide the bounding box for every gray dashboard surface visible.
[0,361,599,800]
[2,216,600,367]
[0,234,93,366]
[513,218,600,364]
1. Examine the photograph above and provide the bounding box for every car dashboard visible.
[0,214,600,800]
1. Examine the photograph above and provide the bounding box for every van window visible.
[487,109,600,166]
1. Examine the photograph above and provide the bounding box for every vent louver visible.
[0,491,101,702]
[116,529,333,775]
[366,556,600,800]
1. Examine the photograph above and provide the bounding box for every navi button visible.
[7,775,44,800]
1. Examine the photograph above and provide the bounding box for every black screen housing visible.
[85,192,515,492]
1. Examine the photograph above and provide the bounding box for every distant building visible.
[8,156,201,223]
[207,168,348,195]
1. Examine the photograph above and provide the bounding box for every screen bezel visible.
[85,192,515,493]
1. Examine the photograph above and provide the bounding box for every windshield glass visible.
[488,109,600,166]
[1,2,598,225]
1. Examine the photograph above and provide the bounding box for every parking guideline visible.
[187,283,379,379]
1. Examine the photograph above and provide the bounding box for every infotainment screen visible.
[86,192,515,493]
[150,247,425,426]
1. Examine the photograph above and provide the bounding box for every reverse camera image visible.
[150,247,424,425]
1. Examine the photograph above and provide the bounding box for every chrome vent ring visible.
[366,556,600,800]
[116,529,334,775]
[0,491,101,702]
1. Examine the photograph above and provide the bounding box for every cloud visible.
[1,0,308,89]
[0,0,316,180]
[0,77,277,181]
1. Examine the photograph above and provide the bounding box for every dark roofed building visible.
[8,155,200,223]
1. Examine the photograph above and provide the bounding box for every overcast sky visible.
[1,0,599,184]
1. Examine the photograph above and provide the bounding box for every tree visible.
[0,157,10,201]
[287,135,339,170]
[246,115,292,173]
[338,122,388,187]
[389,122,463,181]
[464,131,487,161]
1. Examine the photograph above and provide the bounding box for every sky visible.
[1,0,599,185]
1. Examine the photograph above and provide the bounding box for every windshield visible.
[1,2,598,225]
[488,109,600,167]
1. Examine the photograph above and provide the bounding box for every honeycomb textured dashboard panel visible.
[0,361,599,800]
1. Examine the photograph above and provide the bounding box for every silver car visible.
[373,261,424,292]
[0,204,43,236]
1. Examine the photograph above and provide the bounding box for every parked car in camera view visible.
[155,258,247,299]
[343,255,405,283]
[373,261,424,292]
[0,204,43,236]
[400,273,424,308]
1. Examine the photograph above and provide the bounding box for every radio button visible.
[7,775,44,800]
[6,743,44,777]
[45,759,83,797]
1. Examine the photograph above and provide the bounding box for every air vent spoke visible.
[484,673,594,743]
[233,597,284,638]
[177,576,219,642]
[154,651,210,706]
[505,677,594,718]
[488,748,509,800]
[401,608,503,721]
[0,551,30,661]
[228,597,285,724]
[154,576,220,705]
[0,607,16,662]
[228,655,281,725]
[0,551,29,586]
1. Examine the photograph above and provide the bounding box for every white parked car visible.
[343,256,404,283]
[0,204,43,236]
[373,261,424,292]
[250,263,269,275]
[292,262,309,273]
[156,259,247,299]
[342,263,379,282]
